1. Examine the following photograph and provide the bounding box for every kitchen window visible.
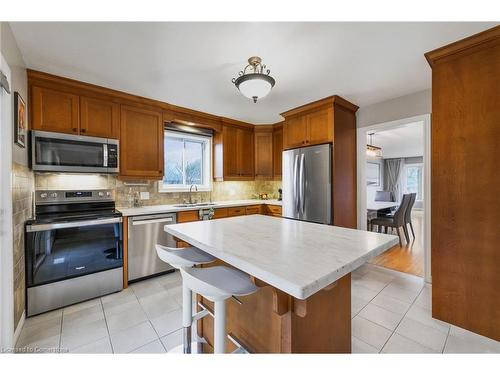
[159,130,212,192]
[403,163,423,201]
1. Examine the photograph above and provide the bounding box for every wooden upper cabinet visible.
[273,124,283,178]
[119,105,164,179]
[222,125,240,179]
[238,128,255,177]
[282,99,339,150]
[32,86,80,134]
[307,107,333,145]
[80,96,120,139]
[254,128,273,179]
[283,115,307,149]
[222,125,254,180]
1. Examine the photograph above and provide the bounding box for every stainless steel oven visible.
[25,190,123,316]
[30,130,119,173]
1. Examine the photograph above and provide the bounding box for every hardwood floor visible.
[369,211,424,277]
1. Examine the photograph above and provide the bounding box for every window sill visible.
[157,185,212,193]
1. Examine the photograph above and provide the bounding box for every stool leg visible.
[214,300,226,354]
[182,284,192,354]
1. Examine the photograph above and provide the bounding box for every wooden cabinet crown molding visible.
[280,95,359,118]
[28,69,236,131]
[425,25,500,67]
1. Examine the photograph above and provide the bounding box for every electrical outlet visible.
[140,192,150,200]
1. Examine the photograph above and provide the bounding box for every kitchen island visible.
[165,215,398,353]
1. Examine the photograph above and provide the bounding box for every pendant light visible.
[232,56,275,103]
[367,133,383,158]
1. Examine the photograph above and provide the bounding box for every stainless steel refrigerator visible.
[282,144,332,224]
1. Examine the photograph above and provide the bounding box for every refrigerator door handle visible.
[293,154,300,213]
[299,153,305,214]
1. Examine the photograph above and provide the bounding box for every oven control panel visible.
[36,190,114,204]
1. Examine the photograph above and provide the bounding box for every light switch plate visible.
[140,192,150,200]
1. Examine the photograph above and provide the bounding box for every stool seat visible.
[181,266,258,301]
[155,244,216,268]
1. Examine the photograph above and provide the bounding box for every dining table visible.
[367,201,399,231]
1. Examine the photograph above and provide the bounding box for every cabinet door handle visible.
[81,128,86,133]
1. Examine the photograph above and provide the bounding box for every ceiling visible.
[368,122,423,159]
[10,22,496,124]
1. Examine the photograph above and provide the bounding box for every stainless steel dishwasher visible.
[128,212,177,282]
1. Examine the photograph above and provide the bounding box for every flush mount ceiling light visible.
[232,56,275,103]
[367,133,383,158]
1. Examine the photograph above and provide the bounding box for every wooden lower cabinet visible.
[245,205,262,215]
[212,208,228,219]
[119,105,164,180]
[265,204,282,217]
[227,206,246,217]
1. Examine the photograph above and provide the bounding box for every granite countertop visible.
[117,199,282,217]
[164,215,399,300]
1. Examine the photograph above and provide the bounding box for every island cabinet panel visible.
[254,128,274,179]
[197,273,351,353]
[425,26,500,341]
[31,85,80,134]
[272,124,283,178]
[222,124,255,180]
[80,96,120,138]
[119,105,164,180]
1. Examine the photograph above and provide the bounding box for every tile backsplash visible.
[35,173,282,207]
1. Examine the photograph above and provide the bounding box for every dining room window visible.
[403,164,423,200]
[159,130,212,192]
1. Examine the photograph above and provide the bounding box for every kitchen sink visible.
[173,202,215,208]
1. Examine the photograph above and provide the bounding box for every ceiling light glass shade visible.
[232,56,275,103]
[234,73,275,103]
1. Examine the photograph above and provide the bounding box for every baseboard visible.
[13,310,25,346]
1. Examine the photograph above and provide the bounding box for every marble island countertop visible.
[164,215,399,300]
[118,199,282,216]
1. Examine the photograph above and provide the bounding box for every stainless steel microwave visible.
[30,131,119,173]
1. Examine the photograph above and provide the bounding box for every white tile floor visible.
[15,264,500,354]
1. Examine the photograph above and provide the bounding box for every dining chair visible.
[404,193,417,240]
[370,194,412,246]
[374,191,394,202]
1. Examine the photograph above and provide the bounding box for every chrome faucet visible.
[189,184,198,204]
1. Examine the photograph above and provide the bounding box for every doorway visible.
[357,114,431,282]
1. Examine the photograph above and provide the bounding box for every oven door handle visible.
[26,217,123,232]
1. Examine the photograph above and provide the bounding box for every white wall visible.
[357,89,431,128]
[1,22,28,166]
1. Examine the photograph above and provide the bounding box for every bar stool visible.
[156,244,216,353]
[155,244,258,354]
